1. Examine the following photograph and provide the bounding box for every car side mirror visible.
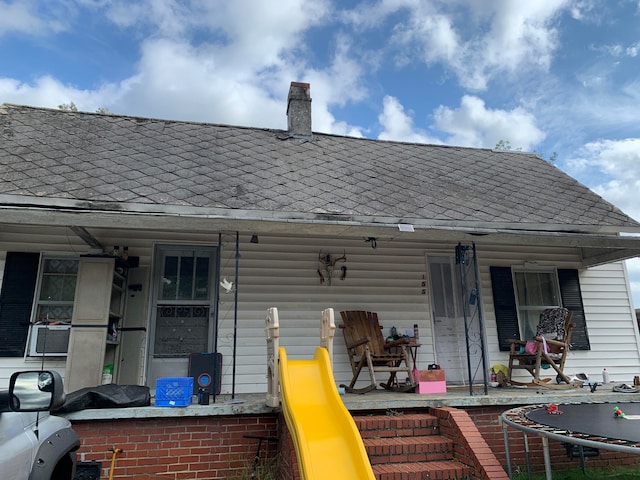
[9,371,65,412]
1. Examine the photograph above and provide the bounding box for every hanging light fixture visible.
[250,234,259,244]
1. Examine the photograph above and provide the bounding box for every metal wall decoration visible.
[317,250,347,286]
[455,242,489,395]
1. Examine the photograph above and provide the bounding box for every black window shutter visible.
[0,252,40,356]
[558,269,590,350]
[490,266,520,351]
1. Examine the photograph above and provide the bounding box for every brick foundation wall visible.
[72,415,278,480]
[277,413,299,480]
[70,405,640,479]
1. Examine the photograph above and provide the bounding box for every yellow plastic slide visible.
[278,346,375,480]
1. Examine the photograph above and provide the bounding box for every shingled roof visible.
[0,101,638,237]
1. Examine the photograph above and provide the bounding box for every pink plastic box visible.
[415,369,446,394]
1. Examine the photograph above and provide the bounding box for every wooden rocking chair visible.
[339,310,416,394]
[507,307,580,389]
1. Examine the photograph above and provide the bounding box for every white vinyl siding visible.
[1,224,639,390]
[215,234,436,394]
[484,255,640,384]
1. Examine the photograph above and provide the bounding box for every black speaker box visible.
[188,352,222,395]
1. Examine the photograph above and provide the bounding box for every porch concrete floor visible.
[61,383,640,421]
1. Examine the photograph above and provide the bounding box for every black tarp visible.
[56,384,150,413]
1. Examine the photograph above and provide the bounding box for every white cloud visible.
[592,41,640,58]
[568,138,640,222]
[378,95,441,144]
[0,75,117,111]
[340,0,419,30]
[0,1,68,36]
[385,1,569,90]
[300,35,368,136]
[568,0,599,21]
[377,93,545,149]
[109,26,369,133]
[0,0,369,136]
[432,95,545,149]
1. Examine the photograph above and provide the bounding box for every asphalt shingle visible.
[0,103,637,231]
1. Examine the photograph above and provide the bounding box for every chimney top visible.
[287,82,312,138]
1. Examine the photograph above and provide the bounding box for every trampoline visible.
[500,402,640,479]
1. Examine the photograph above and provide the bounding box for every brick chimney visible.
[286,82,312,138]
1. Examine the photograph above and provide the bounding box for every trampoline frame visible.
[500,403,640,480]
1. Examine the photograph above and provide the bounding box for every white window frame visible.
[27,255,79,357]
[512,267,562,339]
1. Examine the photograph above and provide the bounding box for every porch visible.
[62,385,640,479]
[61,383,640,421]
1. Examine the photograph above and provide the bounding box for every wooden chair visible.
[339,310,416,394]
[507,308,580,388]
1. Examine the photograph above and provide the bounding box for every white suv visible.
[0,371,80,480]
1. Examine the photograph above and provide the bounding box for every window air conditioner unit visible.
[28,324,71,356]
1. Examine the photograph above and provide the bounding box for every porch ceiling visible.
[2,200,640,267]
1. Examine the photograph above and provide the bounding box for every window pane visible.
[430,263,446,316]
[514,270,560,339]
[43,258,78,275]
[515,271,559,306]
[39,275,77,301]
[194,257,210,300]
[39,259,78,302]
[35,258,78,328]
[161,256,178,300]
[178,256,194,300]
[430,258,462,318]
[36,305,74,323]
[160,253,211,301]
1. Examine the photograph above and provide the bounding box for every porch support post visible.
[472,242,489,395]
[213,232,222,403]
[231,231,239,399]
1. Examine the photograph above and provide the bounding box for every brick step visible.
[372,460,470,480]
[354,413,440,438]
[354,412,471,480]
[364,435,454,464]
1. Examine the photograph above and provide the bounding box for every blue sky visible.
[2,0,640,306]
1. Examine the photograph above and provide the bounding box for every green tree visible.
[58,102,78,112]
[494,139,556,164]
[58,102,113,115]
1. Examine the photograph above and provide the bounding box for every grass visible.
[229,455,280,480]
[513,466,640,479]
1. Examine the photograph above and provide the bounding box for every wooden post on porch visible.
[320,308,336,367]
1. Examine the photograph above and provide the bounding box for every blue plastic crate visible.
[155,377,194,407]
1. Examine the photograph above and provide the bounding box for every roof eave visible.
[2,198,640,266]
[1,194,638,235]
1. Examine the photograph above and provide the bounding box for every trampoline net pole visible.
[541,435,553,480]
[500,416,513,479]
[523,432,532,480]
